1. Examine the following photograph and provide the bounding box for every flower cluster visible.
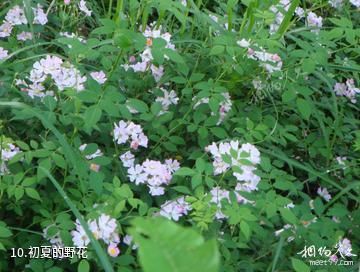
[17,55,87,98]
[124,158,180,196]
[193,92,232,125]
[350,0,360,8]
[0,4,47,38]
[333,78,359,103]
[71,214,120,257]
[155,87,179,115]
[113,120,148,150]
[238,40,283,74]
[122,23,175,82]
[206,141,261,193]
[160,196,192,221]
[1,141,21,175]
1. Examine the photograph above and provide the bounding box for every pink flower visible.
[107,244,120,257]
[64,0,71,4]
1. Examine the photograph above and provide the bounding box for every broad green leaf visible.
[129,217,220,272]
[78,259,90,272]
[25,188,41,201]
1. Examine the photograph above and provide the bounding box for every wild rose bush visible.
[0,0,359,271]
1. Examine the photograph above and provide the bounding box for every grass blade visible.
[39,167,114,272]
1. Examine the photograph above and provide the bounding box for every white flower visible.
[336,156,347,166]
[79,144,103,160]
[210,187,230,220]
[79,0,92,16]
[0,47,8,60]
[206,141,261,188]
[71,220,90,247]
[335,238,356,257]
[148,185,165,196]
[141,48,153,62]
[165,159,180,173]
[114,120,130,144]
[17,31,33,41]
[334,79,359,103]
[306,12,323,33]
[239,143,261,164]
[120,151,135,168]
[155,88,179,113]
[150,64,164,82]
[160,197,192,221]
[237,39,250,48]
[0,22,13,38]
[90,71,107,84]
[1,143,21,161]
[123,234,138,249]
[128,164,147,185]
[33,4,48,25]
[98,214,117,242]
[5,5,27,25]
[113,120,148,149]
[89,220,101,240]
[295,7,305,18]
[350,0,360,8]
[317,187,331,202]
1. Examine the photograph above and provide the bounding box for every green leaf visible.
[302,58,316,73]
[291,258,310,272]
[0,225,12,238]
[84,106,102,131]
[174,167,196,176]
[191,173,203,189]
[282,89,296,103]
[15,187,24,201]
[240,221,251,240]
[127,99,149,113]
[296,98,312,120]
[78,259,90,272]
[210,127,228,139]
[210,45,225,55]
[279,208,298,224]
[25,188,41,201]
[129,217,220,272]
